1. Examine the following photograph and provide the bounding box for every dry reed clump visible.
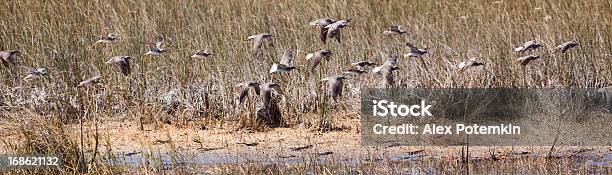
[1,113,81,173]
[0,0,610,129]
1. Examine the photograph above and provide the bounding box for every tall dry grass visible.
[1,0,610,126]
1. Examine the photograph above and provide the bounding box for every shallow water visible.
[105,149,611,174]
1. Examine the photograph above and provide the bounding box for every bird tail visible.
[305,53,314,60]
[371,66,382,73]
[513,47,524,52]
[269,64,278,73]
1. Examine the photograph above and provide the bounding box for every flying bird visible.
[306,49,332,73]
[343,66,367,76]
[144,36,166,56]
[191,50,213,59]
[309,18,336,29]
[246,33,273,54]
[322,20,350,43]
[260,83,284,108]
[0,50,20,67]
[403,43,429,57]
[377,65,400,86]
[457,58,485,71]
[382,25,407,36]
[555,41,579,53]
[321,75,346,102]
[105,56,132,76]
[236,81,260,105]
[77,75,102,88]
[21,66,48,81]
[350,61,377,67]
[310,18,337,43]
[94,33,118,44]
[372,56,398,73]
[270,49,297,73]
[514,40,542,53]
[516,54,541,66]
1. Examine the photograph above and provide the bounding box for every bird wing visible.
[280,49,293,66]
[389,25,400,32]
[194,50,205,56]
[405,42,419,52]
[383,70,394,86]
[252,84,261,96]
[155,41,164,50]
[332,78,343,101]
[0,59,8,68]
[119,58,131,76]
[154,35,164,48]
[310,56,321,73]
[331,28,342,43]
[457,61,469,70]
[524,40,536,47]
[20,65,36,72]
[351,61,364,66]
[320,27,328,44]
[238,84,252,104]
[78,76,101,87]
[252,38,263,53]
[0,51,9,59]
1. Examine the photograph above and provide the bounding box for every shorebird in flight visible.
[514,40,542,53]
[21,66,48,81]
[94,33,118,44]
[260,83,284,108]
[236,81,260,105]
[77,75,102,88]
[246,33,273,54]
[191,50,213,59]
[310,18,336,29]
[21,66,47,81]
[516,54,541,66]
[403,43,429,58]
[144,36,166,56]
[555,41,579,53]
[382,25,407,36]
[105,56,132,76]
[322,19,350,43]
[350,61,377,67]
[270,49,297,73]
[343,66,367,76]
[321,75,346,102]
[372,56,398,73]
[306,49,332,73]
[457,58,485,71]
[0,50,20,67]
[310,18,336,43]
[375,65,400,86]
[344,59,376,75]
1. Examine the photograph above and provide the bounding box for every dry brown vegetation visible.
[0,0,611,174]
